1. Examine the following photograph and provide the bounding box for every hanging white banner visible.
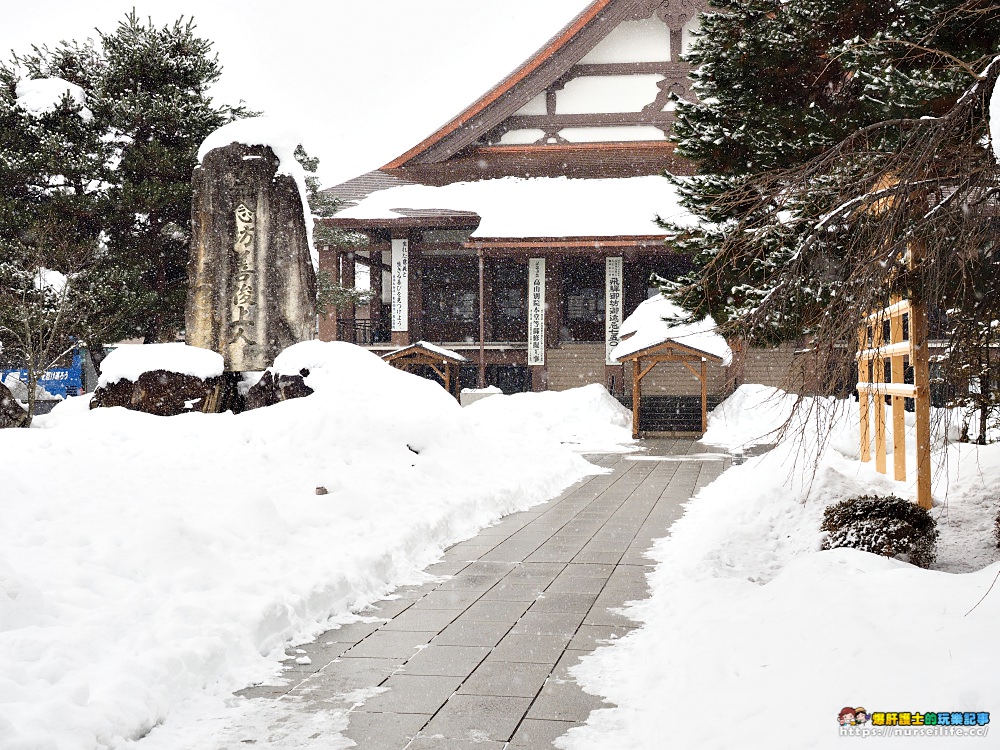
[605,256,624,364]
[391,238,409,332]
[528,258,545,366]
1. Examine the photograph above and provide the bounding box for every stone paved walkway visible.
[237,439,728,749]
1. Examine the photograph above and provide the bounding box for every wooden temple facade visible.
[319,0,726,404]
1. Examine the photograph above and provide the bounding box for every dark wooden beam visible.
[568,61,685,77]
[506,112,675,130]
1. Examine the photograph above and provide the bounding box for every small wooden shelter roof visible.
[382,341,469,365]
[612,336,725,363]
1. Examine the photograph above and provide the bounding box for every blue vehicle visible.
[1,349,84,399]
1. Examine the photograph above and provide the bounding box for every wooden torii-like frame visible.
[615,339,724,439]
[382,342,467,401]
[855,175,932,510]
[856,294,932,510]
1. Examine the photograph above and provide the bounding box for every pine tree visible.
[664,0,1000,342]
[1,12,250,393]
[0,69,107,421]
[95,12,249,344]
[293,146,373,316]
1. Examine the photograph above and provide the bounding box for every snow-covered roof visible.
[610,295,732,365]
[334,175,695,238]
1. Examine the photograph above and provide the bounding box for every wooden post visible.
[341,251,356,344]
[631,358,641,440]
[700,358,708,434]
[317,245,338,342]
[478,250,486,388]
[370,247,384,343]
[859,327,871,462]
[890,305,906,481]
[873,317,887,474]
[911,302,933,510]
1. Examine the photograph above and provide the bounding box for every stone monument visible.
[186,138,316,372]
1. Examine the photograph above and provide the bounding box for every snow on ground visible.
[562,385,1000,750]
[0,342,611,750]
[464,382,637,454]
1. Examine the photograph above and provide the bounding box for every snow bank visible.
[97,343,225,387]
[464,383,636,453]
[562,387,1000,750]
[0,342,603,749]
[336,175,695,238]
[610,294,732,364]
[15,77,92,121]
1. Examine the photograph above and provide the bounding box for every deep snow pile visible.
[0,342,602,749]
[464,382,636,453]
[98,343,225,386]
[561,385,1000,750]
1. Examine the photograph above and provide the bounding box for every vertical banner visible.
[528,258,546,366]
[391,238,409,332]
[605,256,624,364]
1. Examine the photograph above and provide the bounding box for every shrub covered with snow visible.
[822,494,938,568]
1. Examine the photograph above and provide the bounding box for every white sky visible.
[0,0,592,188]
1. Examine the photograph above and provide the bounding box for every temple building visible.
[318,0,793,418]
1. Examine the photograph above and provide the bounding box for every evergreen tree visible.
[97,12,249,344]
[664,0,1000,342]
[0,71,108,420]
[293,146,373,316]
[11,13,249,351]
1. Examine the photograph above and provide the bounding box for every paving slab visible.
[220,439,727,749]
[420,694,533,742]
[401,645,492,677]
[509,717,581,748]
[353,674,463,715]
[342,711,430,750]
[456,659,552,698]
